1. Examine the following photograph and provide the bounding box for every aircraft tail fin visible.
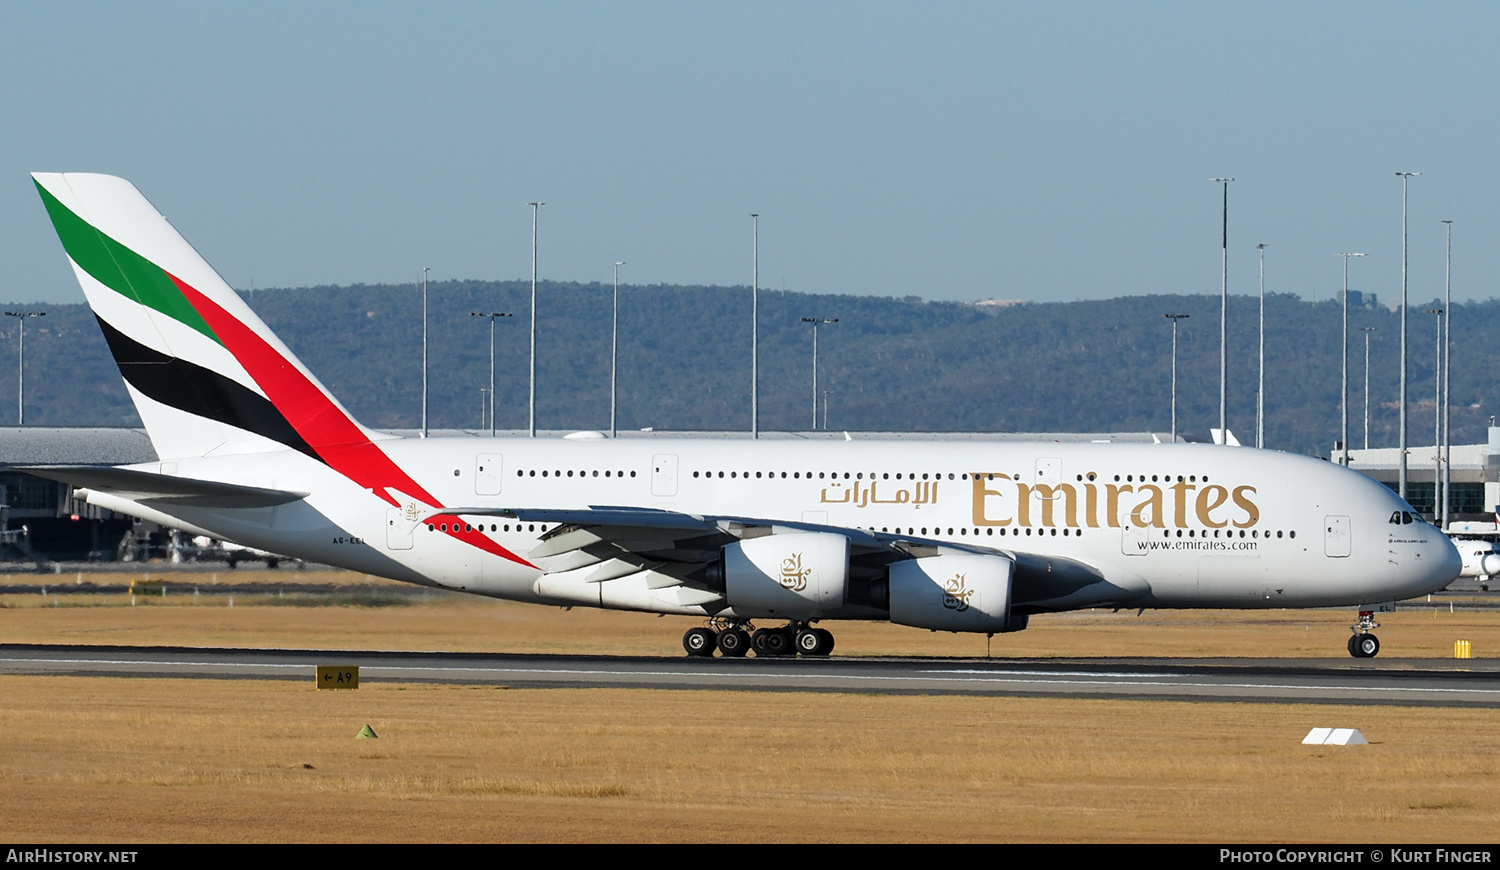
[32,173,380,462]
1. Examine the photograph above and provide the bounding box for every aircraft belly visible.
[532,567,719,616]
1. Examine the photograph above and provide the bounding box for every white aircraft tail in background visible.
[1210,428,1242,447]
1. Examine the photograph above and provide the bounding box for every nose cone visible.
[1423,530,1463,593]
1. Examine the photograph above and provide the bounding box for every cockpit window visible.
[1389,511,1419,525]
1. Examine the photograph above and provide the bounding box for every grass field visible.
[2,678,1498,842]
[2,569,1499,842]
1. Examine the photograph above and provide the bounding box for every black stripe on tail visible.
[95,314,322,461]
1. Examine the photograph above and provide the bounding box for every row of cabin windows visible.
[695,470,957,480]
[427,522,552,533]
[505,468,1215,484]
[421,521,1291,541]
[1166,528,1293,539]
[517,469,638,478]
[687,470,1213,483]
[884,526,1087,537]
[869,526,1293,539]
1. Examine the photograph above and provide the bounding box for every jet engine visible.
[722,531,849,617]
[887,553,1023,633]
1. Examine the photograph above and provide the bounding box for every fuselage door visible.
[651,454,679,497]
[1324,515,1351,558]
[475,453,504,496]
[386,508,414,550]
[1121,510,1149,556]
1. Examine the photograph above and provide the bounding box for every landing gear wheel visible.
[1348,608,1384,658]
[717,628,750,658]
[683,627,717,657]
[796,627,835,656]
[753,628,792,657]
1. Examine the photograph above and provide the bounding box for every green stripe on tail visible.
[34,179,219,344]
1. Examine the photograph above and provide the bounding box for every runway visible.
[3,644,1499,707]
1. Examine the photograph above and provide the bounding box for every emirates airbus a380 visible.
[20,173,1460,659]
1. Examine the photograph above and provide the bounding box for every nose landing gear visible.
[1348,608,1382,658]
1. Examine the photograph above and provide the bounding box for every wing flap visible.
[585,559,657,584]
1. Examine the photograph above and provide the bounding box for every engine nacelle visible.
[724,531,849,617]
[888,553,1020,633]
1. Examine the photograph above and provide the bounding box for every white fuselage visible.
[81,437,1460,619]
[1453,538,1500,580]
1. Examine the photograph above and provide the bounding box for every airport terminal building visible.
[1335,425,1500,535]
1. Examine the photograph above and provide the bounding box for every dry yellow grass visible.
[0,676,1497,843]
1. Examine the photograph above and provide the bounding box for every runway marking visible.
[0,657,308,669]
[931,669,1179,678]
[3,657,1498,696]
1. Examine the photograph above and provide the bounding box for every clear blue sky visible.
[2,2,1496,305]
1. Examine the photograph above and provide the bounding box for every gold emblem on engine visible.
[942,573,974,612]
[779,552,811,591]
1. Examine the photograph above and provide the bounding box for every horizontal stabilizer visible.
[14,465,308,508]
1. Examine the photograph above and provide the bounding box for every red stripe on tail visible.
[169,273,533,569]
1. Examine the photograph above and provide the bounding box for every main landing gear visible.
[682,620,834,658]
[1347,609,1381,659]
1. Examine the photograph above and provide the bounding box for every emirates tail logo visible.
[942,573,974,612]
[779,553,812,591]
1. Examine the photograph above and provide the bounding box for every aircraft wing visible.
[433,504,1132,608]
[11,465,309,509]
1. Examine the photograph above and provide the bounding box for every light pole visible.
[470,311,512,437]
[750,214,759,439]
[1441,220,1453,530]
[1164,314,1189,443]
[1396,171,1419,499]
[1428,308,1443,521]
[4,311,44,425]
[529,201,544,438]
[421,268,429,438]
[1361,327,1376,450]
[800,318,837,429]
[478,388,488,429]
[1257,243,1267,449]
[1211,177,1233,443]
[611,261,625,438]
[821,390,832,431]
[1336,253,1365,467]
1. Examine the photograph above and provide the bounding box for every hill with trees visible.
[2,281,1492,458]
